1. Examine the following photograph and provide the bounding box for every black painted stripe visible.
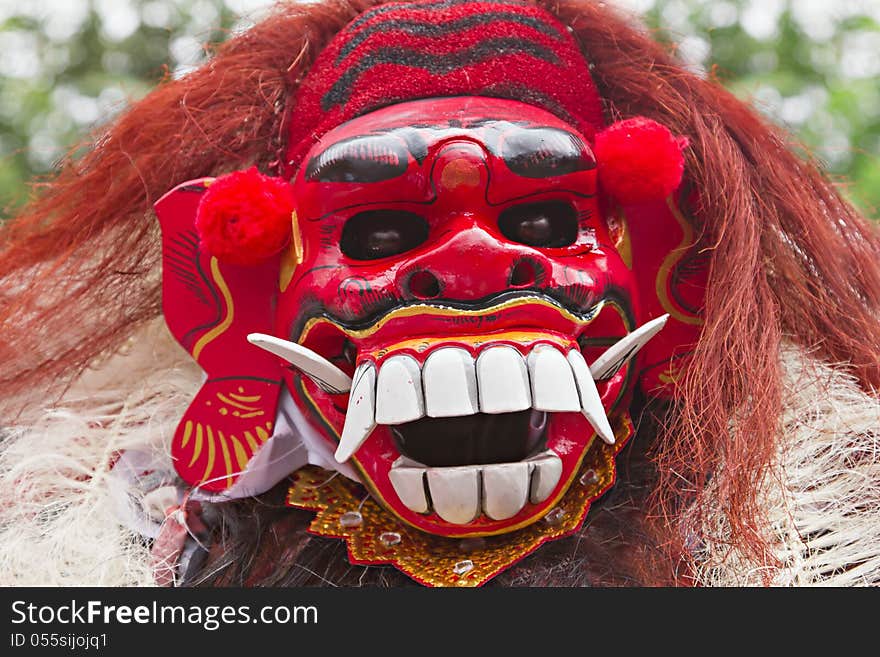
[346,0,525,31]
[337,12,563,63]
[290,290,608,340]
[322,37,562,111]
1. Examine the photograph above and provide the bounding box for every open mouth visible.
[336,338,616,523]
[392,409,548,467]
[388,409,557,523]
[249,299,667,533]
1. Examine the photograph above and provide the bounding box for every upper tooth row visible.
[335,343,614,463]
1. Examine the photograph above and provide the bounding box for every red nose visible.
[398,140,547,301]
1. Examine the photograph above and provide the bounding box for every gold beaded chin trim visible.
[287,415,633,587]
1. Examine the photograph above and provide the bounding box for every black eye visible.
[498,201,578,248]
[341,210,428,260]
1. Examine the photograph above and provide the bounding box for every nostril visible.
[509,260,538,287]
[407,270,441,299]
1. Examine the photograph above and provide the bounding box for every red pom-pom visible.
[594,117,686,205]
[195,167,294,265]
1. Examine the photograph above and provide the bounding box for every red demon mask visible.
[275,95,641,535]
[152,0,705,582]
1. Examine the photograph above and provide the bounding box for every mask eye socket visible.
[341,210,429,260]
[498,201,578,248]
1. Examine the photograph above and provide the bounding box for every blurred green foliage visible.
[0,0,247,215]
[0,0,878,219]
[637,0,880,217]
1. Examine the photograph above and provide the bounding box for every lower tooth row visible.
[388,451,563,524]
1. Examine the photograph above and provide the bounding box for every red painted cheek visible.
[335,272,401,318]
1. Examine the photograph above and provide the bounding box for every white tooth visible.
[476,346,531,414]
[394,455,426,468]
[567,350,616,445]
[426,467,480,524]
[375,355,425,425]
[334,362,376,462]
[528,451,563,503]
[389,460,429,514]
[423,348,479,418]
[588,314,669,381]
[482,462,530,520]
[527,345,581,412]
[247,333,352,394]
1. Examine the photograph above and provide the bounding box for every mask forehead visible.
[315,96,585,142]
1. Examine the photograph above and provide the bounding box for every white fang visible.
[334,362,377,463]
[588,315,669,381]
[247,333,352,394]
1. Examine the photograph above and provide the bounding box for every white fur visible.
[693,347,880,587]
[0,319,200,585]
[2,320,878,586]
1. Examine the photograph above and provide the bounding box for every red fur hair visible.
[1,0,878,585]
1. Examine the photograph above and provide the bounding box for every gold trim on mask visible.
[364,330,574,359]
[608,207,632,270]
[192,257,234,361]
[298,297,608,343]
[655,196,703,327]
[280,210,303,293]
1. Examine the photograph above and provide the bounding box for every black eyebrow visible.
[498,127,595,178]
[305,133,411,182]
[305,122,594,182]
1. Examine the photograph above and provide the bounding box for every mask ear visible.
[592,117,703,398]
[154,179,286,492]
[614,182,708,398]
